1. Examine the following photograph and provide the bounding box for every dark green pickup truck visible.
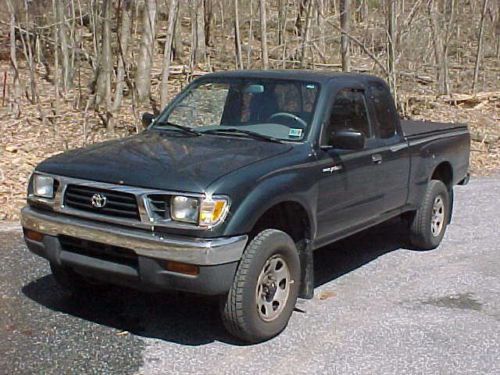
[22,70,470,342]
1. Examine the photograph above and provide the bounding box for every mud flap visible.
[298,239,314,299]
[448,188,454,224]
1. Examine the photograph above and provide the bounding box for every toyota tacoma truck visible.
[21,70,470,343]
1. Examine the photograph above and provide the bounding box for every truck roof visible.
[203,69,385,85]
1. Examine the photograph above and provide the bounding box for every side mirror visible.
[142,112,155,127]
[330,130,365,150]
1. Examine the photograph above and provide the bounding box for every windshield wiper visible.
[202,128,284,144]
[154,120,202,136]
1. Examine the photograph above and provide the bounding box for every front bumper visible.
[21,206,248,294]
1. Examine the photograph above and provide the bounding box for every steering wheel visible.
[268,112,307,129]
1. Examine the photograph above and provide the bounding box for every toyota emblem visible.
[91,193,107,208]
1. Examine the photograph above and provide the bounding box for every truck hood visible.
[36,130,292,192]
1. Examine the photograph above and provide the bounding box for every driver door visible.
[315,88,383,245]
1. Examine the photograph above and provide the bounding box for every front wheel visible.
[409,180,451,250]
[221,229,301,343]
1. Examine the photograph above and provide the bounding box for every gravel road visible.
[1,175,499,374]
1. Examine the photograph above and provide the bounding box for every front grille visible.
[64,185,139,220]
[146,194,171,220]
[59,235,138,268]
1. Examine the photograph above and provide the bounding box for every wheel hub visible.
[263,277,278,301]
[431,195,445,237]
[256,255,291,322]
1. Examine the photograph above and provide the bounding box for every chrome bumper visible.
[21,206,248,266]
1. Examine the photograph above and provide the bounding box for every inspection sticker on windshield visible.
[289,128,303,138]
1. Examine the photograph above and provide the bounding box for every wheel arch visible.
[431,161,453,190]
[249,200,313,245]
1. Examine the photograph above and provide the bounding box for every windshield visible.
[155,78,320,141]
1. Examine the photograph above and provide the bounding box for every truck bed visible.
[401,120,467,138]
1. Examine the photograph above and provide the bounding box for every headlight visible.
[33,174,55,198]
[170,195,229,227]
[170,196,199,223]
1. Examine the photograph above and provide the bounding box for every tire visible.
[409,180,450,250]
[50,263,104,295]
[221,229,301,343]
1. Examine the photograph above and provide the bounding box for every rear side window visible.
[368,82,397,138]
[326,89,371,139]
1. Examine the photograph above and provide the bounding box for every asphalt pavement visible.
[1,175,499,374]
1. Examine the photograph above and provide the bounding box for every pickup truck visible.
[21,70,470,343]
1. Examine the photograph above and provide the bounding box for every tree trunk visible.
[295,0,309,37]
[317,0,326,56]
[190,0,206,65]
[259,0,269,69]
[300,0,312,68]
[340,0,351,72]
[52,0,60,120]
[277,0,284,45]
[427,0,455,95]
[55,0,72,91]
[112,0,133,111]
[234,0,243,69]
[94,0,113,129]
[427,0,443,93]
[6,0,20,116]
[247,0,254,67]
[160,0,179,108]
[472,0,488,93]
[95,0,112,105]
[387,0,397,99]
[204,0,213,47]
[136,0,157,103]
[173,6,183,61]
[441,0,456,96]
[20,0,37,104]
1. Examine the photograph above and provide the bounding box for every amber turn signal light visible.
[165,261,199,276]
[23,228,44,242]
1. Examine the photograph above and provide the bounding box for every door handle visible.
[371,154,383,164]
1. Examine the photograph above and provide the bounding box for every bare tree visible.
[94,0,113,129]
[247,0,254,67]
[190,0,206,65]
[160,0,179,108]
[295,0,309,36]
[173,6,184,62]
[316,0,326,57]
[204,0,213,47]
[52,0,60,119]
[472,0,489,93]
[340,0,351,72]
[19,0,37,104]
[427,0,455,95]
[112,0,133,111]
[234,0,244,69]
[55,0,72,91]
[300,0,313,67]
[387,0,397,98]
[259,0,269,69]
[136,0,157,103]
[6,0,20,116]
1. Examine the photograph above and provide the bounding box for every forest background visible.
[0,0,498,220]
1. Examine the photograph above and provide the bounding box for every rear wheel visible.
[221,229,300,343]
[409,180,450,250]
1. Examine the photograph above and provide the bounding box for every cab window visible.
[323,89,371,146]
[368,81,398,139]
